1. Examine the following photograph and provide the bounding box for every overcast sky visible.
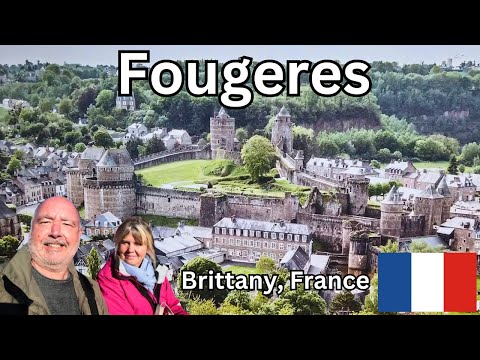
[1,45,480,67]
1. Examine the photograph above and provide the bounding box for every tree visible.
[410,241,445,253]
[223,290,252,311]
[376,148,392,163]
[187,298,218,315]
[235,128,248,144]
[370,160,381,169]
[7,157,21,175]
[145,136,166,155]
[177,257,228,305]
[95,90,115,113]
[317,137,340,157]
[256,255,277,274]
[380,239,398,253]
[392,150,403,160]
[329,290,362,314]
[0,235,20,257]
[87,248,101,280]
[74,143,87,153]
[278,286,327,315]
[125,137,144,159]
[459,164,466,173]
[241,135,276,182]
[361,274,378,314]
[447,155,459,175]
[93,130,114,148]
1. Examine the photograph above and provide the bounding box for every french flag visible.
[378,253,477,313]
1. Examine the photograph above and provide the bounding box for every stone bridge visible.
[133,144,211,170]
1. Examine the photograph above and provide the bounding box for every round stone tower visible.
[84,148,136,220]
[210,107,235,159]
[66,146,105,207]
[271,106,293,154]
[380,185,403,238]
[348,230,370,271]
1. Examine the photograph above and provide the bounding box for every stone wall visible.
[199,194,227,227]
[297,213,344,252]
[341,217,380,255]
[133,146,211,170]
[0,216,22,240]
[400,215,426,238]
[365,206,381,219]
[226,192,299,224]
[347,178,369,216]
[300,188,349,217]
[84,179,136,220]
[368,246,380,273]
[97,166,134,181]
[136,186,201,219]
[414,197,443,235]
[136,187,300,227]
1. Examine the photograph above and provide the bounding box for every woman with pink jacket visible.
[97,217,188,315]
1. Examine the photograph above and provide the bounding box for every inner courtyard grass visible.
[136,160,216,186]
[223,265,259,275]
[136,159,311,202]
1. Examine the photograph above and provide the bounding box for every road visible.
[16,202,40,216]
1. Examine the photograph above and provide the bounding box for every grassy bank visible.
[137,214,198,227]
[136,159,311,203]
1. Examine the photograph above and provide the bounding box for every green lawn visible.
[223,265,259,275]
[137,214,198,227]
[0,107,8,119]
[136,160,217,186]
[136,159,311,202]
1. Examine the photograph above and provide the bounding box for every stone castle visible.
[67,106,452,269]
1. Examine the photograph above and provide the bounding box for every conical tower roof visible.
[416,184,443,199]
[277,106,290,117]
[381,185,402,204]
[436,175,451,196]
[218,107,228,117]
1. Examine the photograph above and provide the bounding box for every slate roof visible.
[436,175,451,196]
[81,146,105,160]
[280,246,309,270]
[277,106,290,117]
[85,211,121,228]
[416,185,443,199]
[440,217,475,230]
[151,226,177,240]
[217,107,229,117]
[178,225,212,239]
[381,186,402,204]
[214,217,310,236]
[154,233,201,255]
[385,161,411,171]
[97,149,133,167]
[0,201,17,219]
[307,254,330,274]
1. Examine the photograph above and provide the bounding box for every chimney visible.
[231,215,236,224]
[280,219,285,228]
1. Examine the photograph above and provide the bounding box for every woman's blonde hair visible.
[114,216,156,267]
